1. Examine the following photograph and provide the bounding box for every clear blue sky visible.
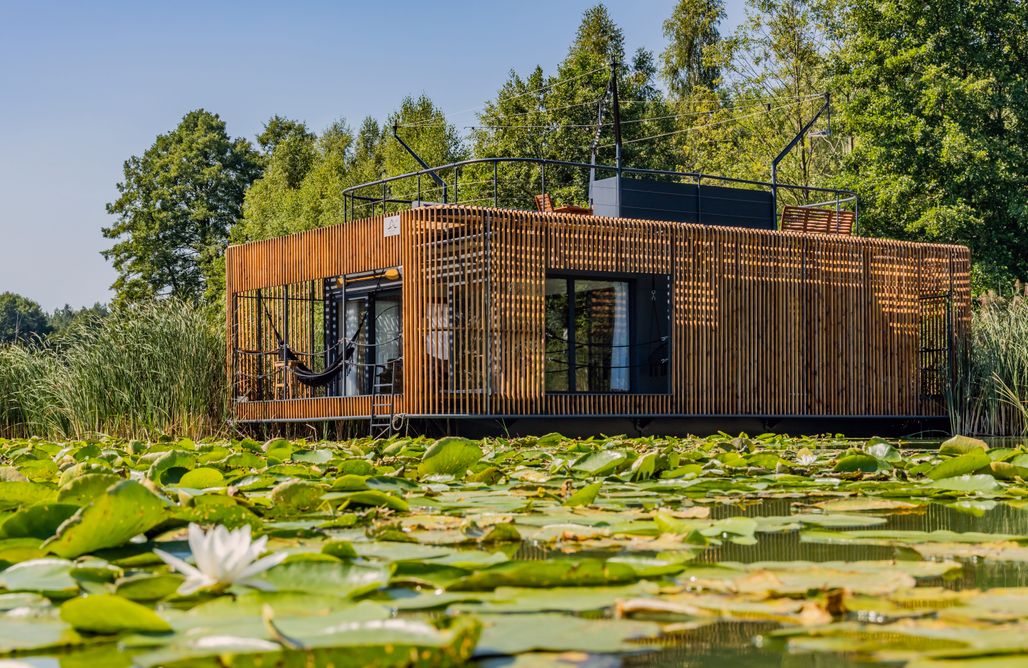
[0,1,745,310]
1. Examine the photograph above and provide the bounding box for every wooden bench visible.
[534,193,593,216]
[780,205,855,235]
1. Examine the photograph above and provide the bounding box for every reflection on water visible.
[517,497,1028,668]
[623,621,885,668]
[704,498,1028,589]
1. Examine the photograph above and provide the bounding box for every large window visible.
[327,276,402,396]
[545,274,671,394]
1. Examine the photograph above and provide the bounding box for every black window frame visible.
[545,272,635,395]
[323,275,402,397]
[544,270,672,396]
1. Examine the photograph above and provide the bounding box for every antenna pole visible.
[610,59,623,177]
[770,92,830,225]
[392,124,448,203]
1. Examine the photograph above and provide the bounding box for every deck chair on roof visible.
[780,205,856,235]
[534,192,592,216]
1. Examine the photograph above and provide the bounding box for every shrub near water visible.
[0,300,224,439]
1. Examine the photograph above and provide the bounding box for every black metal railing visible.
[341,156,858,231]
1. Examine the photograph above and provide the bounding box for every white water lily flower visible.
[796,450,818,467]
[154,523,287,595]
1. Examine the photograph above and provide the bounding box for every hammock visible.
[280,345,351,388]
[263,303,366,388]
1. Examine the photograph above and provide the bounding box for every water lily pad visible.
[254,560,393,598]
[450,559,639,590]
[564,482,602,507]
[60,593,171,633]
[177,468,225,489]
[928,449,991,480]
[419,438,483,478]
[42,480,168,559]
[0,503,79,539]
[0,558,77,597]
[474,613,661,655]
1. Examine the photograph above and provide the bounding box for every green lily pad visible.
[42,480,168,558]
[419,437,484,478]
[60,593,172,634]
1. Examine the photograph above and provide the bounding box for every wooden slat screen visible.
[226,206,970,422]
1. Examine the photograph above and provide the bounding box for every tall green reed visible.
[0,300,225,440]
[951,283,1028,436]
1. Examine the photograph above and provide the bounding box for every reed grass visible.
[951,283,1028,436]
[0,299,225,439]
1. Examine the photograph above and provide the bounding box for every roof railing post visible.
[697,174,703,226]
[493,160,498,207]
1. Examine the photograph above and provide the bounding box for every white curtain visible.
[611,282,629,391]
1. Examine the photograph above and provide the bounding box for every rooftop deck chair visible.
[780,205,856,235]
[535,192,593,216]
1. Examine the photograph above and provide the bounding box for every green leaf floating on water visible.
[927,448,991,480]
[418,437,483,478]
[928,474,1000,493]
[0,617,83,655]
[939,435,990,455]
[42,480,168,559]
[834,454,886,473]
[449,558,639,590]
[563,482,602,507]
[0,481,56,510]
[0,558,78,597]
[0,503,79,540]
[475,613,661,655]
[60,593,172,634]
[133,613,481,668]
[253,560,393,597]
[176,467,225,489]
[56,473,124,505]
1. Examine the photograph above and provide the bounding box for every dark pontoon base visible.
[233,414,952,439]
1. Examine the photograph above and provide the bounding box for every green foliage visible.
[0,299,224,439]
[832,0,1028,285]
[471,4,674,208]
[103,109,262,304]
[661,0,725,100]
[0,292,51,343]
[46,303,109,338]
[236,97,462,242]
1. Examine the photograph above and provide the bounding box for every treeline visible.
[98,0,1027,305]
[0,292,107,345]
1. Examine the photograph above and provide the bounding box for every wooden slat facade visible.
[226,206,971,423]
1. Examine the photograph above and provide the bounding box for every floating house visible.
[225,154,970,437]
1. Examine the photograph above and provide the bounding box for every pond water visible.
[504,497,1028,668]
[3,434,1028,667]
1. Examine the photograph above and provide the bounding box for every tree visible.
[47,302,109,336]
[236,97,461,242]
[698,0,841,192]
[472,4,674,207]
[833,0,1028,287]
[661,0,725,101]
[102,109,262,304]
[0,292,51,343]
